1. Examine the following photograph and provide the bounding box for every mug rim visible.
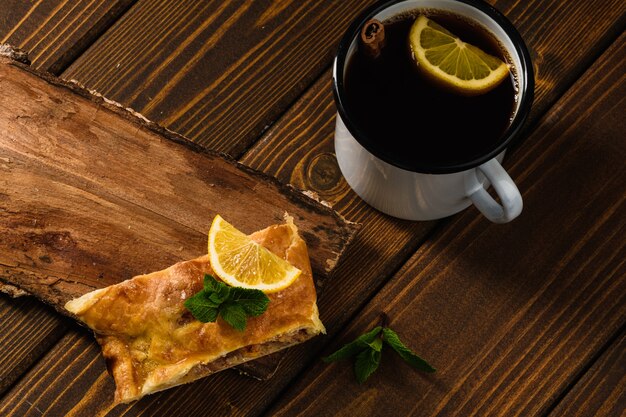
[332,0,535,174]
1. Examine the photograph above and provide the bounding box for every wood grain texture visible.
[0,326,332,416]
[243,0,626,191]
[548,330,626,417]
[495,0,626,114]
[240,0,626,370]
[0,54,355,398]
[61,0,380,155]
[0,58,356,312]
[0,0,136,393]
[0,295,68,396]
[0,0,135,73]
[61,0,626,156]
[242,71,438,334]
[264,32,626,417]
[0,329,117,417]
[1,1,623,416]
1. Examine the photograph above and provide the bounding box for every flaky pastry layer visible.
[65,217,325,403]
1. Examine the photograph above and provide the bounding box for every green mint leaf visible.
[185,275,270,331]
[184,292,220,323]
[355,326,383,344]
[204,274,231,302]
[220,302,248,331]
[382,328,436,373]
[366,336,383,352]
[322,326,383,363]
[229,287,270,317]
[321,324,435,384]
[354,347,381,383]
[203,274,222,292]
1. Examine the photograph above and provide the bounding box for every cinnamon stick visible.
[360,19,386,59]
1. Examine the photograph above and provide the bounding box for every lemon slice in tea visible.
[409,14,510,96]
[208,215,301,292]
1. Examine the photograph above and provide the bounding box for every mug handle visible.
[467,159,522,223]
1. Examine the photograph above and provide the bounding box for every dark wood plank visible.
[0,295,68,396]
[60,0,626,156]
[243,0,626,188]
[264,32,626,417]
[61,0,381,155]
[240,0,626,385]
[501,0,626,113]
[0,330,118,417]
[0,56,356,310]
[0,0,135,73]
[548,330,626,417]
[0,327,331,416]
[1,2,623,417]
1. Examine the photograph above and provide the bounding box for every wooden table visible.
[1,1,624,416]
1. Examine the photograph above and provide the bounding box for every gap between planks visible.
[541,322,626,417]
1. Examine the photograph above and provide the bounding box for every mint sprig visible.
[323,325,435,383]
[184,274,269,331]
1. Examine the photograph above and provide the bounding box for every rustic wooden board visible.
[0,0,136,394]
[548,330,626,417]
[0,52,429,417]
[0,56,357,311]
[61,0,380,155]
[263,32,626,416]
[0,0,135,73]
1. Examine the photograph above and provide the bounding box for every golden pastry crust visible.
[65,217,325,403]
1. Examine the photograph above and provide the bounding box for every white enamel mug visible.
[333,0,534,223]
